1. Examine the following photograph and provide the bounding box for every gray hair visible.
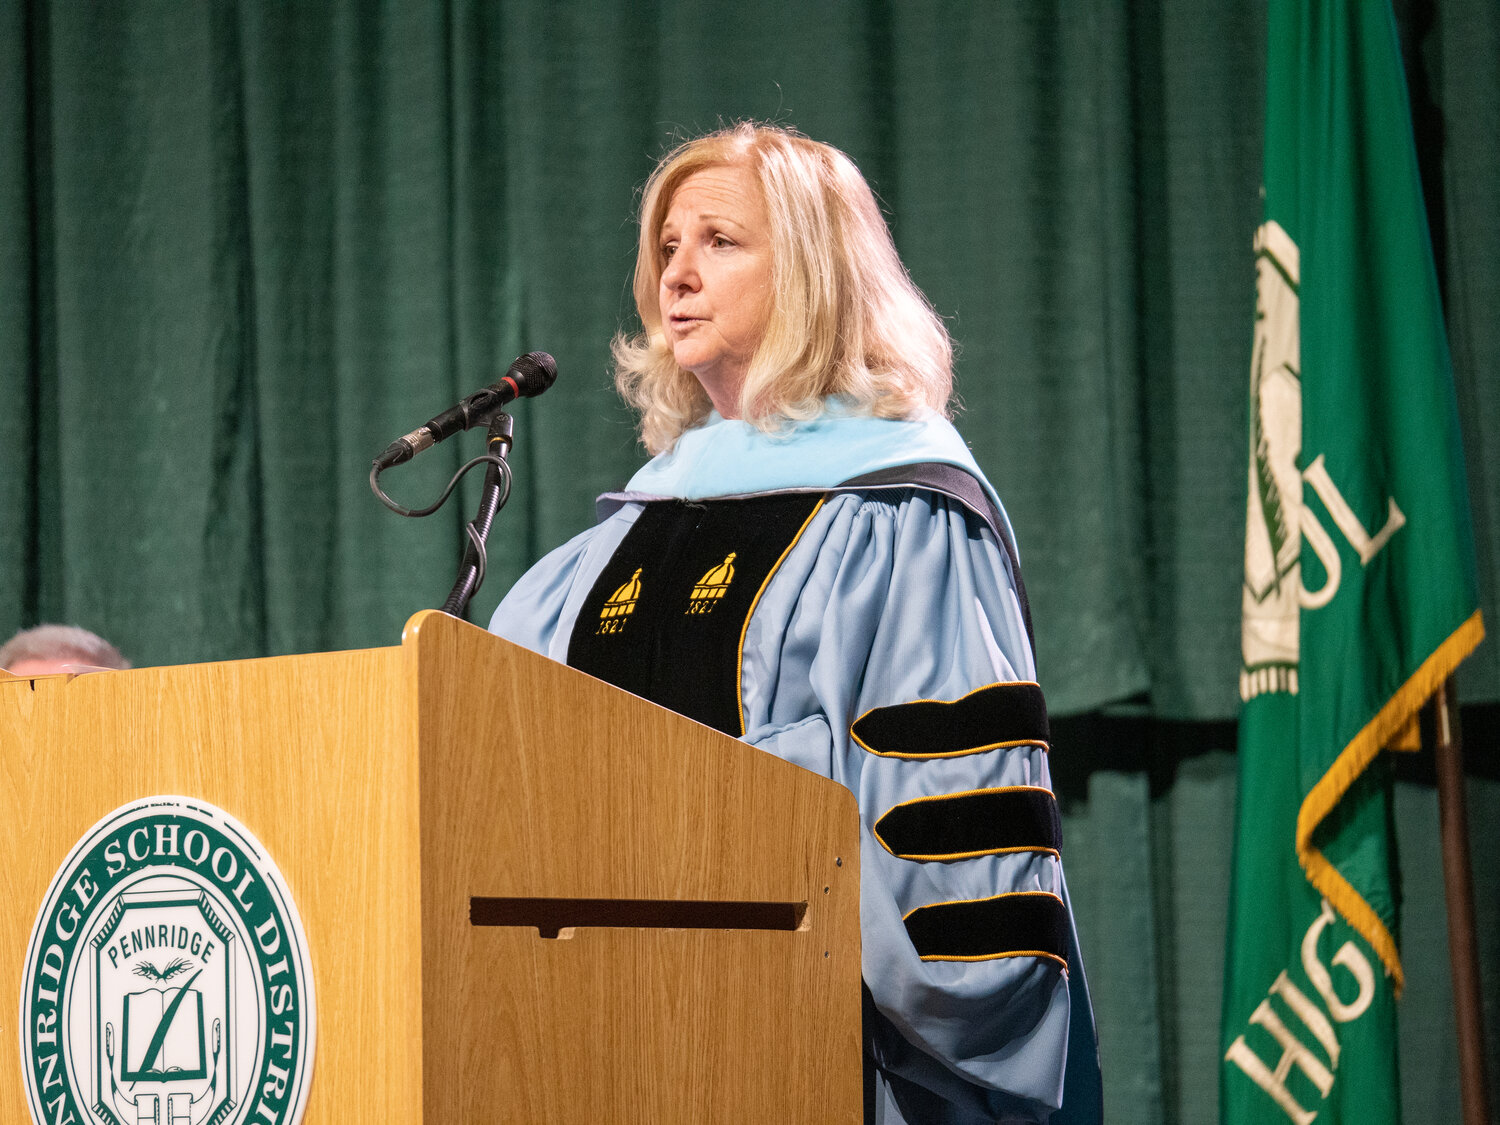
[0,624,131,671]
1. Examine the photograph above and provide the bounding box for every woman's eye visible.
[712,234,733,248]
[661,243,677,260]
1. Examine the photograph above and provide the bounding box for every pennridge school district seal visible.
[19,797,316,1125]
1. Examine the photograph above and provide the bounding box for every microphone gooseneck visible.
[368,350,558,620]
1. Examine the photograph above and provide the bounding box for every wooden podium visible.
[0,611,862,1122]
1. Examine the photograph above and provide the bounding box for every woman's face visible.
[657,163,773,417]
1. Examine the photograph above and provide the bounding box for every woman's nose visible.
[662,247,698,291]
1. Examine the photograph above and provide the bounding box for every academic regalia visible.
[490,403,1102,1124]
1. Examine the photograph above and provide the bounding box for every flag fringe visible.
[1295,608,1485,994]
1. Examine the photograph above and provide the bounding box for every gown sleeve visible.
[488,506,640,662]
[738,489,1097,1124]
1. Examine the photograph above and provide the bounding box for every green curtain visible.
[4,2,1497,1121]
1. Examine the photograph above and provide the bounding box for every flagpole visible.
[1434,676,1491,1125]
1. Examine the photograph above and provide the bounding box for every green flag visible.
[1221,2,1484,1124]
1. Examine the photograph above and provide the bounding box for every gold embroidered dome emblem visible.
[597,568,643,634]
[687,553,737,615]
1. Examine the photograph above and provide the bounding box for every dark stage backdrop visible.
[3,2,1497,1121]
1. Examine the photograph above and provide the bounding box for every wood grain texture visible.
[409,611,862,1123]
[1,616,861,1123]
[0,650,423,1123]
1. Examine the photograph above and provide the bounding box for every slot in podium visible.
[2,611,862,1123]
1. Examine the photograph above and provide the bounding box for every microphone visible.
[374,352,556,470]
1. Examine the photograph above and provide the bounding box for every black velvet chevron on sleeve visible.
[874,787,1062,861]
[850,681,1049,759]
[903,892,1070,965]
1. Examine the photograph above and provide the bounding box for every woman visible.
[491,123,1100,1125]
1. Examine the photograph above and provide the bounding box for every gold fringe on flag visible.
[1295,608,1485,996]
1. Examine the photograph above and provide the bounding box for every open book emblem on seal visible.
[97,890,229,1118]
[19,797,316,1125]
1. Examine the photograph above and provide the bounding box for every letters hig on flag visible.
[1221,2,1484,1125]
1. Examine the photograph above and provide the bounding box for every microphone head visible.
[508,351,558,397]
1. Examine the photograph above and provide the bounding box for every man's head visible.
[0,624,131,676]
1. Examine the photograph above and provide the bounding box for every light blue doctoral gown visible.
[490,406,1101,1124]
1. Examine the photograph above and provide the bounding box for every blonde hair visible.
[613,123,953,454]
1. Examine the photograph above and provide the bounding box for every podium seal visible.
[19,797,316,1125]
